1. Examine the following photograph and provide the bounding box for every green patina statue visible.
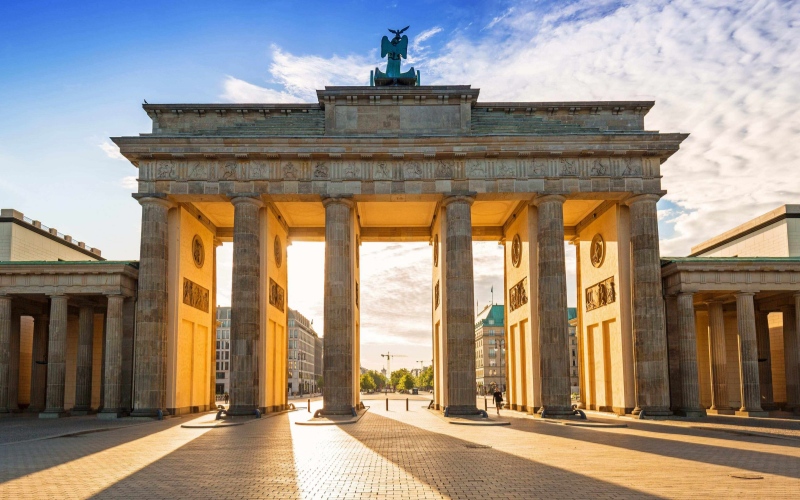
[371,26,420,86]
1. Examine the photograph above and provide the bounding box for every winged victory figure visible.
[372,26,419,86]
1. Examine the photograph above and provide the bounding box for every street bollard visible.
[386,398,388,411]
[308,398,311,413]
[406,398,409,411]
[484,397,487,411]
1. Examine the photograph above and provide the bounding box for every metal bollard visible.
[308,399,311,413]
[406,398,409,411]
[484,397,487,411]
[386,398,388,411]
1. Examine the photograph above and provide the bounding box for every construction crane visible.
[380,352,407,384]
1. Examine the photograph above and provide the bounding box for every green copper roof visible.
[567,307,577,321]
[477,304,578,327]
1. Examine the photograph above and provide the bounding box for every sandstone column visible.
[0,295,10,413]
[735,292,766,416]
[72,305,95,414]
[755,310,775,410]
[535,195,573,417]
[99,295,125,418]
[131,195,172,418]
[442,194,479,415]
[626,194,671,416]
[321,197,356,415]
[706,301,732,413]
[41,294,68,418]
[783,298,800,412]
[676,292,704,417]
[228,195,263,416]
[29,314,49,412]
[8,314,20,412]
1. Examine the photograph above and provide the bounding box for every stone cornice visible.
[0,262,139,297]
[661,257,800,295]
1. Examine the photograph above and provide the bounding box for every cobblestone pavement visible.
[0,413,151,445]
[0,397,798,499]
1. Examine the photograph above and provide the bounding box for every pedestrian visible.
[224,392,229,405]
[493,388,503,416]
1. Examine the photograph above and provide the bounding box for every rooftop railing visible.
[1,208,102,256]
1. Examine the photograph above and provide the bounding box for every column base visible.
[39,411,68,419]
[226,405,259,417]
[706,408,735,415]
[316,406,356,416]
[70,406,93,416]
[445,405,483,416]
[632,407,673,418]
[129,408,169,419]
[735,409,769,418]
[675,408,707,418]
[760,402,779,411]
[97,409,126,419]
[535,406,583,419]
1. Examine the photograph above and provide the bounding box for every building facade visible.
[215,307,231,395]
[568,308,578,393]
[475,304,505,394]
[288,308,321,396]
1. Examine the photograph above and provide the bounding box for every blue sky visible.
[2,0,798,370]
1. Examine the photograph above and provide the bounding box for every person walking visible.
[493,388,503,416]
[223,392,229,405]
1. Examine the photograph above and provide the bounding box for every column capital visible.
[677,291,695,298]
[624,193,663,206]
[531,194,566,206]
[132,193,176,209]
[441,192,476,207]
[321,196,355,208]
[735,291,757,298]
[230,195,264,208]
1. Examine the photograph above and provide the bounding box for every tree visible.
[399,373,415,391]
[316,375,324,391]
[367,370,387,391]
[417,365,433,390]
[390,368,411,389]
[360,373,376,392]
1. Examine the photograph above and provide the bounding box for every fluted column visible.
[676,292,704,417]
[626,194,671,416]
[41,295,68,418]
[443,194,479,415]
[535,195,573,417]
[72,305,95,414]
[706,301,732,413]
[783,298,800,412]
[29,314,49,412]
[228,195,263,416]
[755,310,775,410]
[99,295,125,419]
[735,292,766,416]
[321,197,356,415]
[131,195,172,417]
[0,296,11,413]
[8,314,20,412]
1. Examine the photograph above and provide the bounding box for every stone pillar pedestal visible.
[28,314,49,412]
[131,195,173,418]
[41,295,68,418]
[755,310,776,410]
[321,197,357,415]
[706,301,733,414]
[442,195,479,416]
[676,292,705,417]
[72,305,95,415]
[228,196,263,417]
[783,297,800,413]
[626,194,671,416]
[8,315,20,412]
[534,195,574,418]
[735,292,767,417]
[99,295,125,419]
[0,296,11,413]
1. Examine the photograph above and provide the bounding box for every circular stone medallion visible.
[274,236,283,268]
[191,235,205,269]
[590,234,605,268]
[433,234,439,267]
[511,234,522,268]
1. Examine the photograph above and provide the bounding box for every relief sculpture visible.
[269,278,285,312]
[182,278,209,313]
[509,277,528,312]
[585,276,616,312]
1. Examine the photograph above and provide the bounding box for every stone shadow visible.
[339,411,661,498]
[502,415,800,480]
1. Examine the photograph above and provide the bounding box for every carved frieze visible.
[586,276,616,312]
[269,278,285,312]
[182,278,209,312]
[509,277,528,312]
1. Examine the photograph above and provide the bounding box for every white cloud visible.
[221,76,304,103]
[120,176,138,190]
[99,140,126,161]
[483,7,515,30]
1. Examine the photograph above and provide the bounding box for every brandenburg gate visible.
[113,75,686,417]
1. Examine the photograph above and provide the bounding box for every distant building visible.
[475,304,506,394]
[690,204,800,257]
[0,208,103,261]
[288,308,322,395]
[314,336,323,387]
[568,307,578,393]
[215,307,231,394]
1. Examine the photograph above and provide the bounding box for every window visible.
[489,359,497,367]
[489,339,496,346]
[488,348,496,357]
[216,372,225,379]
